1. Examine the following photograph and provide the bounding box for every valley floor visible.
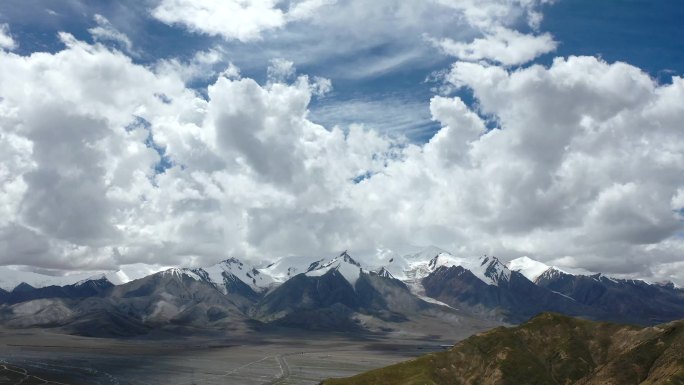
[0,327,463,384]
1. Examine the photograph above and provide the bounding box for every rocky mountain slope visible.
[534,268,684,325]
[322,312,684,385]
[252,252,464,332]
[421,261,599,323]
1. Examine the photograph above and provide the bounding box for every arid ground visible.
[0,325,478,385]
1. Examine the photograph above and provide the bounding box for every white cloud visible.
[266,58,296,84]
[0,35,395,271]
[375,56,684,280]
[287,0,336,21]
[148,0,552,80]
[156,48,227,83]
[151,0,290,42]
[0,23,16,50]
[426,1,558,65]
[88,14,134,55]
[2,3,684,287]
[432,27,557,66]
[434,0,553,30]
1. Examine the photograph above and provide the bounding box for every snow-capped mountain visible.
[155,258,276,299]
[534,264,570,283]
[507,256,566,282]
[377,247,511,287]
[535,267,684,324]
[3,249,684,336]
[259,255,326,283]
[304,251,365,287]
[193,258,275,293]
[1,275,115,306]
[0,266,117,292]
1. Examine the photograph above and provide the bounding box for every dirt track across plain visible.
[0,327,459,384]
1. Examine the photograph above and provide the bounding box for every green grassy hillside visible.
[322,313,684,385]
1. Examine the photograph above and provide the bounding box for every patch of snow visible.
[260,255,326,283]
[112,263,171,284]
[551,290,577,302]
[161,267,203,281]
[404,279,456,310]
[73,273,109,287]
[507,256,552,281]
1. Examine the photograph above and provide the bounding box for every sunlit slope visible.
[322,313,684,385]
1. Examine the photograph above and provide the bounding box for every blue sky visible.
[1,0,684,284]
[543,0,684,82]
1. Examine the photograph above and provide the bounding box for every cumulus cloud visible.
[410,56,684,280]
[1,2,684,287]
[0,34,395,271]
[0,23,16,50]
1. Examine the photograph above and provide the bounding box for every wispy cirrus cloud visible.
[88,14,135,55]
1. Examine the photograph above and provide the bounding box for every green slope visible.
[322,313,684,385]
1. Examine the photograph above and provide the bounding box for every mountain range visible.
[1,248,684,337]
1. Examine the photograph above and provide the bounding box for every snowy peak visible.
[161,267,202,281]
[478,255,511,286]
[261,256,325,283]
[73,274,111,288]
[339,251,361,267]
[427,253,458,271]
[305,251,365,288]
[192,258,275,294]
[406,251,460,281]
[156,258,276,295]
[535,266,571,283]
[375,267,395,279]
[507,256,553,282]
[374,247,512,287]
[422,252,511,287]
[508,256,568,282]
[374,255,410,280]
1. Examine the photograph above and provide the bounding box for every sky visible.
[0,0,683,284]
